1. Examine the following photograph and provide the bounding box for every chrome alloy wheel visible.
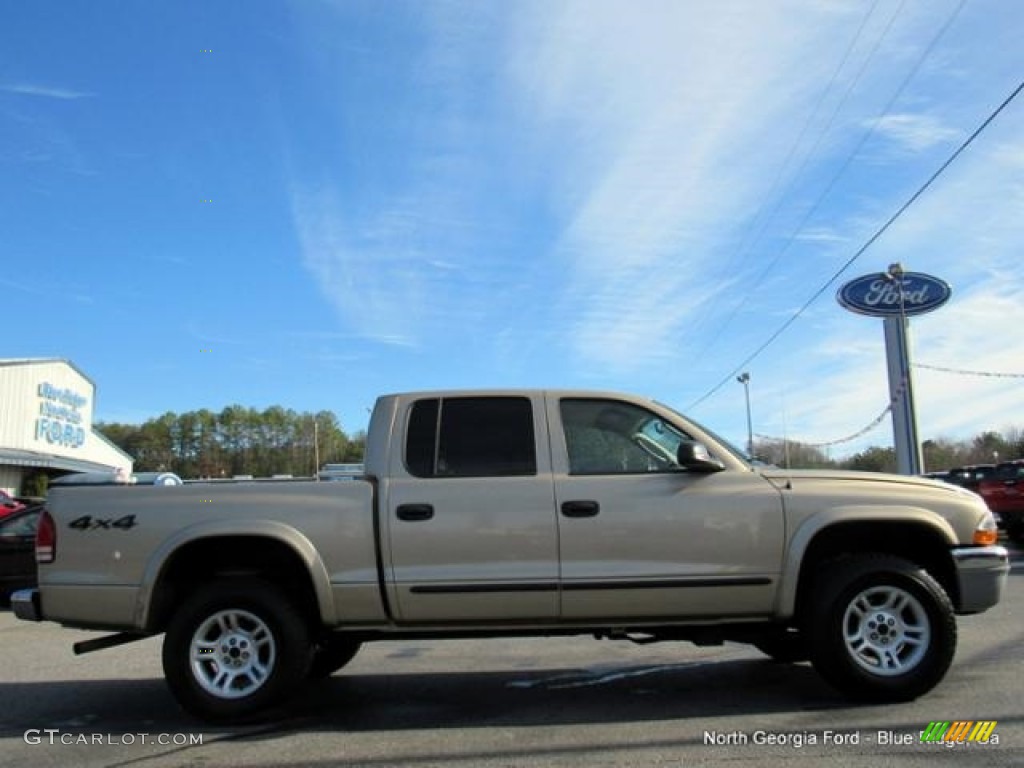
[189,609,277,699]
[842,585,930,676]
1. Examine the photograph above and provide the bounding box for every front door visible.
[550,396,784,621]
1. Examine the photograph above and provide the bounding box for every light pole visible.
[737,372,753,458]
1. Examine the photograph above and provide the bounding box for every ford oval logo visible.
[837,272,951,317]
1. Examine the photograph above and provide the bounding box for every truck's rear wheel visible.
[162,579,312,722]
[808,555,956,702]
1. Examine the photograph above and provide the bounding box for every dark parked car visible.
[946,464,997,493]
[0,504,41,603]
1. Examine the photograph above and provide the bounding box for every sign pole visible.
[837,263,949,476]
[883,311,923,475]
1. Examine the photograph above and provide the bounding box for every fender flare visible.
[134,519,336,629]
[775,506,957,618]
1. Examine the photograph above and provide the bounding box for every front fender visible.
[776,506,958,618]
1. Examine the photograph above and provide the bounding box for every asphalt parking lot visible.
[1,543,1021,768]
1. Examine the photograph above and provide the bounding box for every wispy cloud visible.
[0,278,48,297]
[871,113,961,152]
[502,1,882,371]
[796,227,850,244]
[289,185,425,348]
[287,4,533,353]
[185,322,248,346]
[286,0,1024,450]
[0,83,94,100]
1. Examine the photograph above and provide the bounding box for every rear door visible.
[382,395,560,622]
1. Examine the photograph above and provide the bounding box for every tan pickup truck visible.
[13,389,1009,722]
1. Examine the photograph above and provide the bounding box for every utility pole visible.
[737,372,753,458]
[313,416,320,481]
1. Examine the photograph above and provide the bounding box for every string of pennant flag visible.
[756,377,909,449]
[757,362,1019,450]
[755,361,1021,449]
[913,363,1024,379]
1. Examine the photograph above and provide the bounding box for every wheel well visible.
[147,536,320,633]
[792,522,958,623]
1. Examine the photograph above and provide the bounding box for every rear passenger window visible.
[405,397,536,478]
[405,398,440,478]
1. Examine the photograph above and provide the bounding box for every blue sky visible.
[3,0,1023,459]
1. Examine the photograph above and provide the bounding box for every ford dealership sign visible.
[837,271,951,317]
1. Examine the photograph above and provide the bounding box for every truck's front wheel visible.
[162,579,312,722]
[808,555,956,702]
[1005,520,1024,545]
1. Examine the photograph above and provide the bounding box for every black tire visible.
[162,579,312,722]
[808,554,956,702]
[309,636,362,679]
[753,628,809,663]
[1006,521,1024,545]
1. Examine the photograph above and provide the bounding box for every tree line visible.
[95,404,1021,480]
[754,427,1024,473]
[97,405,365,479]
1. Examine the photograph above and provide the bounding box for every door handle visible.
[396,503,435,522]
[561,500,600,518]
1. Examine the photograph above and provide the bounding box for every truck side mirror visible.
[677,441,725,473]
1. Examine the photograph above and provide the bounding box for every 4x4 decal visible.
[68,515,138,531]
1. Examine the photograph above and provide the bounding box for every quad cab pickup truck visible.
[13,390,1009,722]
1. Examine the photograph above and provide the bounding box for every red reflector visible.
[36,509,56,564]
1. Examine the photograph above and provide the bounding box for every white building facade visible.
[0,358,133,495]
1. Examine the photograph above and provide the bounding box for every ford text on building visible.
[0,359,133,495]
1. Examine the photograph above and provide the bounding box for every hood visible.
[758,468,979,499]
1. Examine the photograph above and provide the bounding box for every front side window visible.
[561,399,689,475]
[405,397,536,478]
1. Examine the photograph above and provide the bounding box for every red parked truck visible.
[978,459,1024,543]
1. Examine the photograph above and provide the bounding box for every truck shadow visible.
[0,656,851,738]
[294,656,847,731]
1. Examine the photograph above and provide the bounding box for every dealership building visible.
[0,358,133,496]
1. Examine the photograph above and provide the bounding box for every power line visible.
[691,0,964,362]
[687,0,885,344]
[686,76,1024,412]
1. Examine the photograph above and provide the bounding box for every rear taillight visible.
[36,509,56,563]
